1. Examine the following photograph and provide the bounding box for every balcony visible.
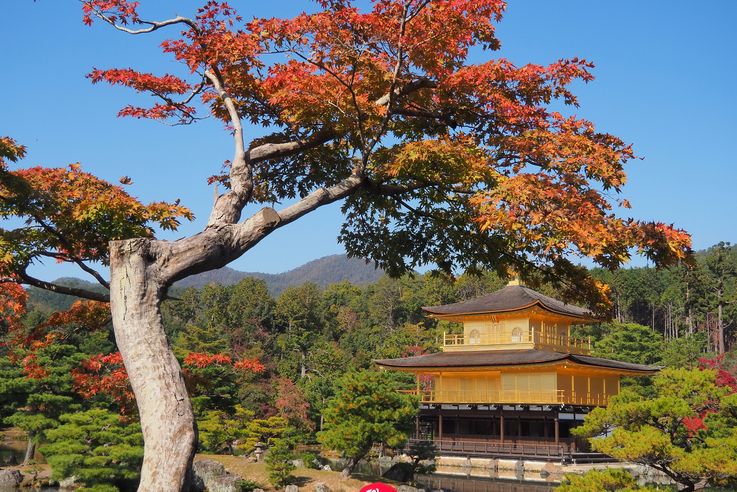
[404,388,564,405]
[443,330,591,355]
[400,388,609,406]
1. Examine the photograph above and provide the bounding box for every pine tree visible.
[265,437,295,489]
[318,370,417,476]
[5,342,85,465]
[41,409,143,491]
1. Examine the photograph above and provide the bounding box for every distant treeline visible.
[591,242,736,352]
[25,243,737,355]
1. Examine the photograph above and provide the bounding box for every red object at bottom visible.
[359,483,398,492]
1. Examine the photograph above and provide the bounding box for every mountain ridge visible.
[26,254,384,311]
[173,254,383,293]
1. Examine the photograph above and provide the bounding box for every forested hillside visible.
[25,244,737,353]
[24,254,384,314]
[4,242,736,488]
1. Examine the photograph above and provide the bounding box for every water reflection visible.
[417,474,554,492]
[0,440,24,466]
[347,458,557,492]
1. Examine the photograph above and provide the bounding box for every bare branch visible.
[38,252,110,290]
[247,129,339,163]
[83,1,196,35]
[276,173,364,227]
[18,271,110,303]
[205,69,253,226]
[374,78,437,107]
[367,1,410,154]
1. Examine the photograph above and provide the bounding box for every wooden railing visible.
[443,330,591,355]
[401,388,610,406]
[401,388,564,405]
[405,437,574,459]
[534,332,591,355]
[444,332,533,346]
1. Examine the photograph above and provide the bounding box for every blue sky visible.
[2,1,736,280]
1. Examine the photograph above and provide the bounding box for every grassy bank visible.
[197,454,372,492]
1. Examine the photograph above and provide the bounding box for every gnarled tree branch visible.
[18,271,109,302]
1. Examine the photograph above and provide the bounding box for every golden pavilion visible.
[375,280,658,460]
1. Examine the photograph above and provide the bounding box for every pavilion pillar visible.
[517,416,522,439]
[543,416,548,439]
[554,417,559,445]
[415,415,419,439]
[499,411,504,443]
[438,413,443,440]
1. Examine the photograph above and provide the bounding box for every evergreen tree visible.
[592,323,663,365]
[274,283,326,379]
[573,368,737,491]
[5,342,85,465]
[174,322,230,357]
[660,333,710,368]
[265,437,295,488]
[318,370,417,476]
[703,242,737,353]
[41,409,143,492]
[197,404,251,454]
[556,468,658,492]
[226,278,275,351]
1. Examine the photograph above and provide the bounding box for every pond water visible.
[417,474,554,492]
[0,439,25,466]
[343,458,557,492]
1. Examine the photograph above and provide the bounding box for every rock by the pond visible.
[285,485,299,492]
[397,485,425,492]
[540,461,558,479]
[320,464,332,471]
[314,482,331,492]
[290,459,305,468]
[378,455,394,467]
[382,462,414,482]
[192,459,246,492]
[58,476,78,489]
[0,470,22,490]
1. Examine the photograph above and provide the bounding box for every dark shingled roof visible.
[422,284,594,319]
[375,349,658,374]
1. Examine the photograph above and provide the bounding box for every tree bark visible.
[110,238,196,492]
[22,433,35,465]
[341,457,358,479]
[717,285,725,354]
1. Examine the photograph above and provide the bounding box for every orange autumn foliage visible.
[76,0,690,310]
[73,352,137,416]
[40,300,111,332]
[182,352,265,373]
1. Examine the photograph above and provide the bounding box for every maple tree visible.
[0,282,26,336]
[1,0,694,489]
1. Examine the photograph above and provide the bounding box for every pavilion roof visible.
[422,283,595,320]
[375,349,658,374]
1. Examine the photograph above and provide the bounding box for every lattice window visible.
[511,327,523,343]
[469,329,481,344]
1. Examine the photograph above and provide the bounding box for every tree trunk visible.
[22,433,35,465]
[110,239,196,492]
[341,457,358,479]
[718,294,725,354]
